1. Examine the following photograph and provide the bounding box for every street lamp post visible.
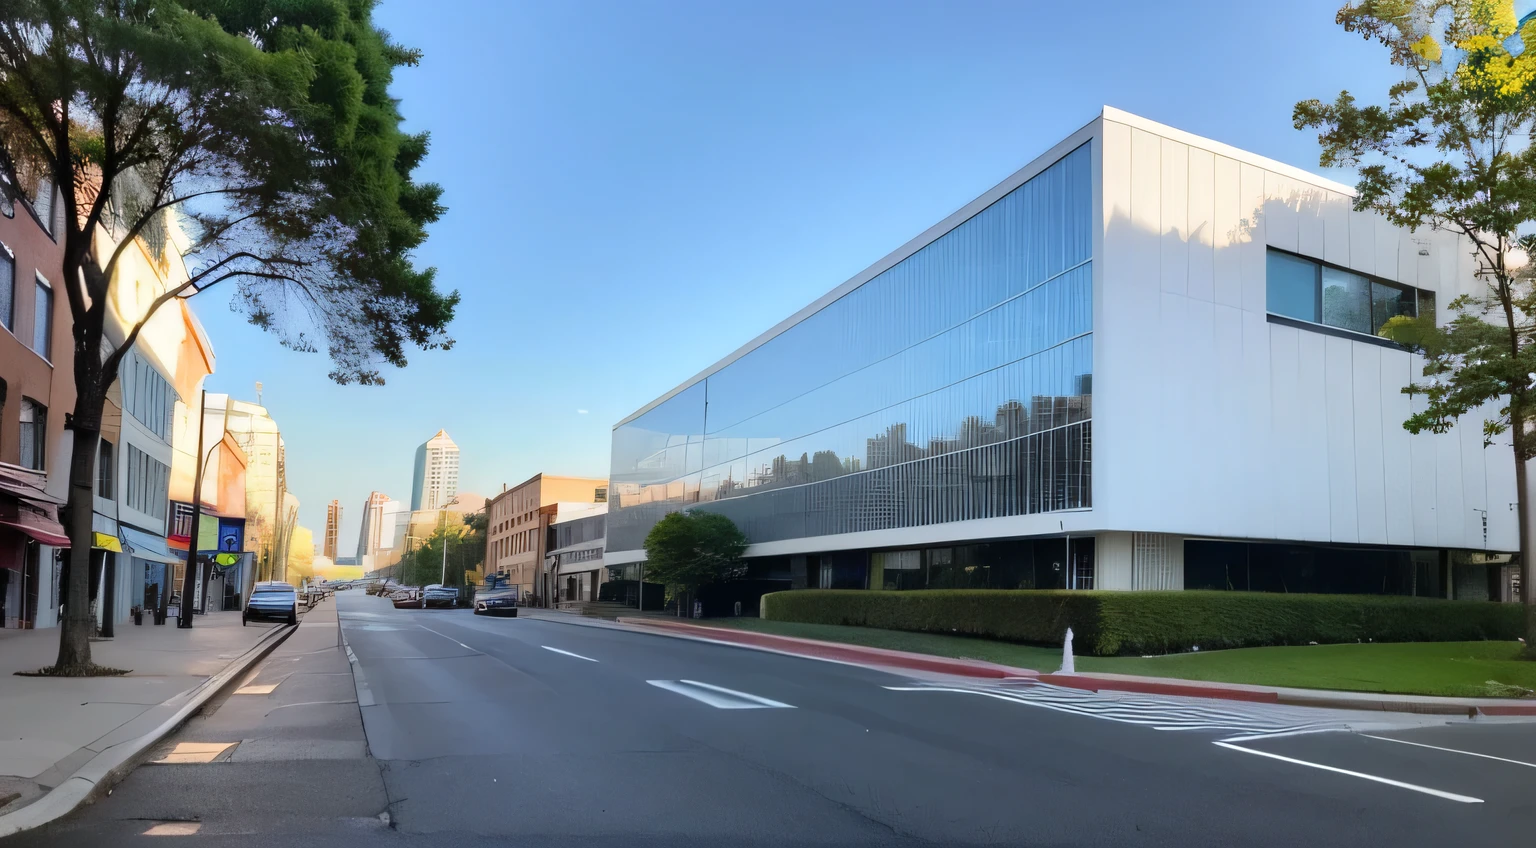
[439,496,459,586]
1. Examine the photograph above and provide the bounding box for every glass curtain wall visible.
[608,143,1094,552]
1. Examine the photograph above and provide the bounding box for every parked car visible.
[422,584,458,609]
[474,588,518,617]
[391,587,423,609]
[244,581,298,626]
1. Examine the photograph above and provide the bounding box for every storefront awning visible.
[120,527,178,564]
[0,497,71,547]
[92,532,122,552]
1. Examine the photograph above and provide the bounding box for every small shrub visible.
[760,589,1523,656]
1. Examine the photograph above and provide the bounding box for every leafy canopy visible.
[1295,0,1536,455]
[0,0,455,385]
[642,511,748,594]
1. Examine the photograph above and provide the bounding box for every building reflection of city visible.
[609,381,1091,548]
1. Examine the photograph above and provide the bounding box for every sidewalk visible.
[0,611,291,817]
[613,617,1536,717]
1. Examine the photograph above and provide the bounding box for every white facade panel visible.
[1348,209,1376,276]
[1239,309,1276,540]
[1268,325,1305,542]
[1262,173,1299,253]
[1321,190,1350,267]
[1373,214,1400,281]
[1237,163,1267,314]
[1297,185,1326,259]
[1187,147,1215,303]
[1460,406,1490,548]
[1160,138,1188,296]
[1350,344,1388,544]
[1323,335,1359,543]
[1407,356,1441,548]
[1397,230,1420,287]
[1486,434,1518,550]
[1380,350,1416,546]
[1096,110,1516,554]
[1212,155,1242,308]
[1295,331,1332,541]
[1210,305,1246,533]
[1434,428,1467,545]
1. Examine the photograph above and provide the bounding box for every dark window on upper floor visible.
[1266,249,1433,338]
[0,242,12,332]
[19,397,45,470]
[31,273,51,360]
[98,439,114,499]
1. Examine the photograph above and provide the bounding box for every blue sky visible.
[190,0,1426,555]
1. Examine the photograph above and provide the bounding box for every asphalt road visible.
[7,590,1536,847]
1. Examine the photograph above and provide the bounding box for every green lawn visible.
[706,617,1536,699]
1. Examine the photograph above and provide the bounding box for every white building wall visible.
[1095,108,1517,554]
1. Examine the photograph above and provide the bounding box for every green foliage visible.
[760,590,1523,656]
[0,0,455,384]
[1294,1,1536,459]
[642,511,748,594]
[400,519,485,589]
[1297,1,1536,653]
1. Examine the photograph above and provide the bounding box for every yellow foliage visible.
[1471,0,1517,37]
[1412,33,1443,61]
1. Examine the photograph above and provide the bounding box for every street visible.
[6,590,1535,847]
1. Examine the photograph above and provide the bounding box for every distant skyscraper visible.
[411,430,460,511]
[357,491,390,568]
[324,499,342,560]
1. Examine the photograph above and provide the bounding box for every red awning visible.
[0,496,70,547]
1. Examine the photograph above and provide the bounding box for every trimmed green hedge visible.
[759,589,1524,656]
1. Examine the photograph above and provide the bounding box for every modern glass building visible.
[605,108,1522,601]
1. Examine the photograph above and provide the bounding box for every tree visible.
[401,513,484,589]
[0,1,455,674]
[1295,0,1535,652]
[642,511,747,614]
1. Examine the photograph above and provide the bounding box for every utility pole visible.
[438,496,459,586]
[178,390,207,628]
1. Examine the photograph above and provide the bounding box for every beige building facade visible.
[485,475,606,605]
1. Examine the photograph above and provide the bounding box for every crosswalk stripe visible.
[648,680,794,709]
[884,680,1346,738]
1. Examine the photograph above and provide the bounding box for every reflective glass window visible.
[1321,266,1371,333]
[608,143,1094,552]
[1370,280,1414,332]
[1266,251,1317,322]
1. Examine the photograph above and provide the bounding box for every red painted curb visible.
[616,617,1036,680]
[1037,673,1281,703]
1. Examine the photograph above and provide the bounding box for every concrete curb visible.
[0,620,300,838]
[610,617,1536,717]
[1036,673,1281,703]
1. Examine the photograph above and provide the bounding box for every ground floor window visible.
[1184,540,1444,596]
[866,537,1094,591]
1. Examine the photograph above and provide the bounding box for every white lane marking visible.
[541,646,598,662]
[1212,741,1483,804]
[1360,734,1536,769]
[648,680,795,709]
[416,624,477,652]
[144,822,202,836]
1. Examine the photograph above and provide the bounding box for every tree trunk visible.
[1517,449,1536,658]
[53,393,104,673]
